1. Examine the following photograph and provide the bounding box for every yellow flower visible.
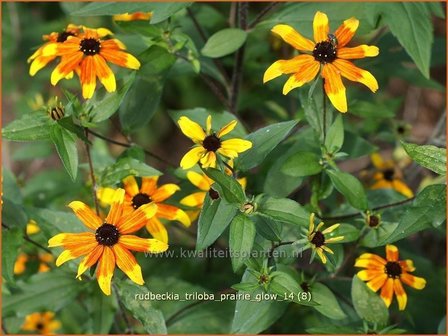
[26,219,41,235]
[22,312,61,335]
[178,115,252,169]
[113,12,152,21]
[41,26,140,99]
[306,213,344,264]
[28,24,81,77]
[14,253,28,275]
[355,244,426,310]
[370,153,414,198]
[48,188,168,295]
[264,11,379,113]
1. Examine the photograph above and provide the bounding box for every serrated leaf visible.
[282,151,322,177]
[327,169,368,210]
[201,28,247,58]
[2,113,52,141]
[203,168,246,205]
[229,214,256,272]
[50,124,78,181]
[402,142,446,175]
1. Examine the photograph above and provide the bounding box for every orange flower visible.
[22,312,61,335]
[113,12,152,21]
[41,26,140,99]
[121,176,191,243]
[264,11,379,113]
[48,188,168,295]
[355,244,426,310]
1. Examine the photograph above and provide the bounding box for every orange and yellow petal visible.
[264,54,315,83]
[380,278,394,307]
[282,59,320,95]
[97,187,116,207]
[29,55,56,76]
[145,217,168,243]
[151,184,180,203]
[48,232,96,248]
[68,201,103,230]
[101,39,127,50]
[93,54,116,93]
[112,243,144,285]
[401,273,426,290]
[386,244,399,262]
[96,246,116,295]
[141,176,159,195]
[357,269,382,281]
[217,120,238,138]
[371,179,394,191]
[113,12,152,21]
[178,116,206,143]
[271,24,314,51]
[119,234,168,253]
[51,51,83,85]
[333,59,378,92]
[334,17,359,47]
[123,175,140,197]
[186,171,212,191]
[76,244,104,278]
[100,49,140,69]
[313,11,330,43]
[399,259,416,272]
[392,179,414,198]
[180,191,207,208]
[337,45,379,59]
[322,63,347,113]
[394,279,407,310]
[14,253,28,274]
[54,241,98,266]
[157,204,191,227]
[180,146,207,169]
[105,188,125,226]
[80,56,97,99]
[366,273,387,292]
[116,202,158,234]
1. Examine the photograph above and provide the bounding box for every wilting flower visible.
[370,153,413,198]
[22,312,61,335]
[113,12,152,21]
[48,188,168,295]
[355,244,426,310]
[178,115,252,169]
[264,11,379,113]
[28,24,81,77]
[41,26,140,99]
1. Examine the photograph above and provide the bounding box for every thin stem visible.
[322,78,327,142]
[113,284,133,334]
[84,128,100,215]
[2,223,51,253]
[247,2,280,29]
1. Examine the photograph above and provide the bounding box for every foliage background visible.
[2,1,447,335]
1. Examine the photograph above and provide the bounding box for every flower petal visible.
[386,244,399,262]
[399,259,416,272]
[145,217,168,243]
[309,213,315,234]
[80,56,97,99]
[337,45,379,59]
[334,17,359,47]
[116,203,158,234]
[401,273,426,290]
[119,235,168,253]
[180,147,206,169]
[30,55,56,76]
[157,204,191,227]
[96,247,116,295]
[101,39,127,50]
[123,175,140,197]
[394,279,407,310]
[264,55,316,83]
[206,115,212,134]
[357,269,382,281]
[200,151,217,168]
[313,11,330,43]
[380,278,394,307]
[76,245,104,278]
[282,58,320,95]
[141,176,159,195]
[54,241,98,266]
[97,187,116,207]
[178,116,206,143]
[93,54,116,93]
[51,52,83,85]
[325,236,344,243]
[333,59,378,92]
[180,191,207,208]
[371,153,386,170]
[316,247,327,264]
[322,63,347,113]
[112,243,144,285]
[100,49,140,69]
[105,188,125,225]
[271,24,315,51]
[392,179,414,198]
[220,139,252,156]
[322,223,340,234]
[366,273,387,292]
[217,120,237,138]
[48,232,96,248]
[151,184,180,202]
[186,171,212,191]
[68,201,103,230]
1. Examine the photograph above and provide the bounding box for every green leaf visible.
[115,281,167,334]
[203,168,246,205]
[150,2,192,24]
[2,113,52,141]
[327,170,368,210]
[120,47,176,132]
[351,275,389,326]
[402,142,446,175]
[382,184,446,244]
[89,287,116,334]
[3,169,23,204]
[229,214,256,272]
[87,73,136,123]
[201,28,247,58]
[50,124,78,181]
[2,199,28,228]
[341,131,377,159]
[282,151,322,177]
[269,271,316,306]
[375,3,433,78]
[196,194,237,250]
[100,157,162,186]
[257,195,309,226]
[232,282,260,292]
[3,270,85,317]
[238,120,298,171]
[311,282,347,319]
[2,228,24,284]
[299,89,333,143]
[57,117,90,144]
[331,223,360,243]
[325,115,344,153]
[254,215,282,242]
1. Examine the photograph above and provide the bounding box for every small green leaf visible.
[2,199,28,228]
[2,114,52,141]
[402,142,446,175]
[351,275,389,326]
[203,168,246,205]
[238,120,298,171]
[149,2,193,24]
[50,124,78,181]
[331,223,360,243]
[254,215,282,242]
[100,157,162,186]
[257,195,309,226]
[325,115,344,153]
[269,271,316,306]
[2,228,24,284]
[229,214,256,272]
[282,151,322,177]
[327,170,368,210]
[201,28,247,58]
[311,282,347,319]
[196,194,237,251]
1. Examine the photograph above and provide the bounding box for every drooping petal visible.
[380,278,394,307]
[93,55,116,93]
[180,191,207,208]
[119,235,168,253]
[200,151,217,168]
[96,246,116,296]
[313,11,330,43]
[337,45,379,59]
[180,146,207,169]
[366,273,387,292]
[51,51,83,85]
[392,179,414,198]
[29,55,56,76]
[67,201,102,230]
[76,245,104,278]
[401,273,426,289]
[386,244,399,261]
[80,56,97,99]
[42,40,80,56]
[357,269,383,281]
[141,176,159,195]
[322,223,340,234]
[145,217,168,243]
[271,24,315,51]
[122,175,140,197]
[334,17,359,47]
[151,184,180,202]
[186,171,212,191]
[322,63,347,113]
[282,59,320,94]
[316,247,327,264]
[100,49,140,69]
[157,204,191,227]
[48,232,96,248]
[105,188,125,226]
[112,243,144,285]
[217,120,237,138]
[178,116,206,143]
[220,139,252,156]
[394,279,407,310]
[54,241,98,266]
[116,203,158,234]
[333,59,378,92]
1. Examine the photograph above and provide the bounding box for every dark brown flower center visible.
[313,41,337,63]
[95,223,119,246]
[385,261,402,278]
[80,38,101,56]
[397,126,405,134]
[202,134,221,152]
[368,215,380,228]
[311,231,325,247]
[132,193,152,209]
[383,169,395,181]
[57,31,75,43]
[36,322,44,330]
[208,188,220,200]
[258,274,269,284]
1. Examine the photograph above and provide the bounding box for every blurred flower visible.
[113,12,152,21]
[41,26,140,99]
[27,219,41,235]
[355,244,426,310]
[28,93,45,111]
[14,253,28,275]
[370,153,414,198]
[14,252,53,275]
[48,188,167,295]
[28,24,81,77]
[38,253,54,273]
[264,11,379,113]
[178,115,252,169]
[22,312,61,335]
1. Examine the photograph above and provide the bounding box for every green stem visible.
[84,128,100,215]
[322,78,327,142]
